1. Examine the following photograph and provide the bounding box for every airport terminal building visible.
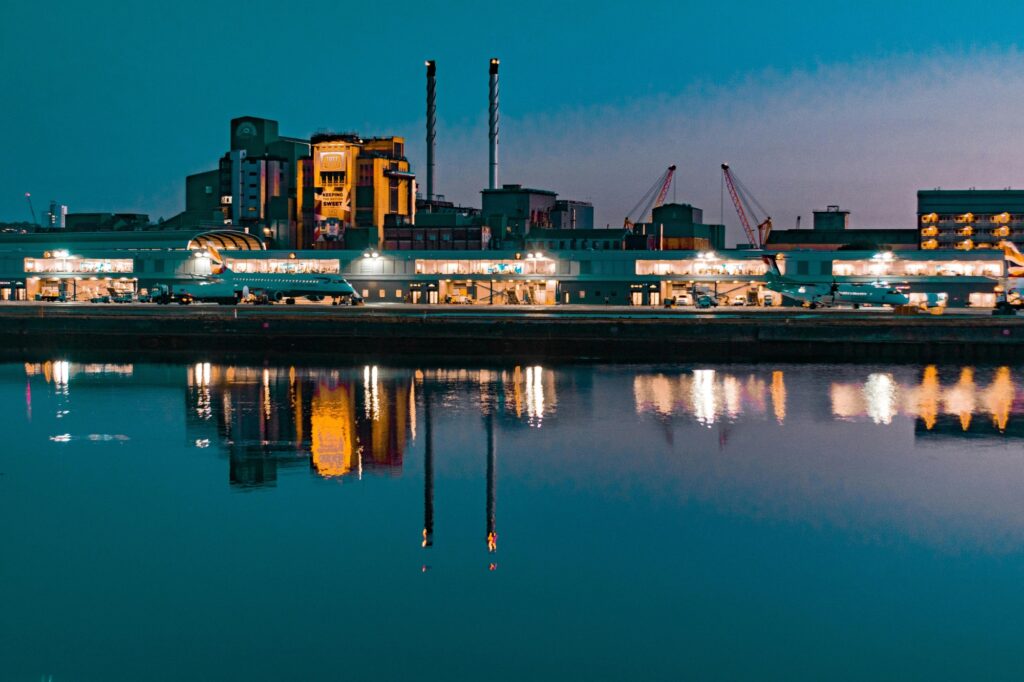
[0,229,1004,308]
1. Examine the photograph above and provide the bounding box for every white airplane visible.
[153,249,362,306]
[761,255,911,309]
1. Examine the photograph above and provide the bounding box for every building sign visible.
[319,151,346,171]
[315,186,351,222]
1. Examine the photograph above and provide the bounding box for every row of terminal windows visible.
[361,289,403,299]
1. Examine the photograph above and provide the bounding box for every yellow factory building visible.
[298,133,415,249]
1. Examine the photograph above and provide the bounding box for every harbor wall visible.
[2,306,1024,363]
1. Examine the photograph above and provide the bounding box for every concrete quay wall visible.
[1,306,1023,363]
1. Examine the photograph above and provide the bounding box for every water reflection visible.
[184,365,410,487]
[632,365,1021,436]
[25,361,1024,450]
[18,358,1024,560]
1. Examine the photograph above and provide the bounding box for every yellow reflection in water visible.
[984,367,1014,432]
[771,371,787,424]
[311,383,357,477]
[944,367,976,431]
[917,366,940,430]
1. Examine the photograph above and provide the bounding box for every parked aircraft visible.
[760,255,911,308]
[153,249,362,305]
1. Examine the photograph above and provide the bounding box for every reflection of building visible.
[631,365,1024,437]
[184,364,412,488]
[310,383,358,477]
[829,366,1018,434]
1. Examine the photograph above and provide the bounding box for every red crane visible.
[624,165,677,228]
[721,163,772,248]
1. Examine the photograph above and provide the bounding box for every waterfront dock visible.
[1,303,1023,362]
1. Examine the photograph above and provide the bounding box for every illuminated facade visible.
[918,189,1024,251]
[170,118,414,251]
[0,229,1007,307]
[300,134,415,250]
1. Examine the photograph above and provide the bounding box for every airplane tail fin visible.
[1000,240,1024,276]
[761,254,782,280]
[206,245,231,274]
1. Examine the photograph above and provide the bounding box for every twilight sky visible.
[3,0,1024,241]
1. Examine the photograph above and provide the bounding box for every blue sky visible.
[3,0,1024,238]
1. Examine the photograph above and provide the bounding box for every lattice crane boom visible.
[721,163,771,249]
[654,165,676,209]
[721,164,757,247]
[625,165,677,228]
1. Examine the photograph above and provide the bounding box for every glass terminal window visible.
[635,259,768,277]
[224,258,340,274]
[24,257,133,274]
[414,259,557,276]
[832,259,1001,278]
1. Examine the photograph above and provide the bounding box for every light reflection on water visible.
[632,364,1018,433]
[9,359,1024,679]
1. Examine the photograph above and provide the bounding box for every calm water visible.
[3,360,1024,680]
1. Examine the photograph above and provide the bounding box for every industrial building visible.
[918,189,1024,251]
[767,206,919,251]
[166,117,416,251]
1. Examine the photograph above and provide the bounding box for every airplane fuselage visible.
[157,271,360,304]
[768,280,909,308]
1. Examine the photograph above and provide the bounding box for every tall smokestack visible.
[488,58,500,190]
[485,411,497,554]
[425,60,436,202]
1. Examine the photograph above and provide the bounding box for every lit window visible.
[579,291,586,299]
[379,289,386,298]
[362,289,369,298]
[395,289,402,298]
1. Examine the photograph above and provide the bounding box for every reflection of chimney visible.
[486,412,497,553]
[425,60,436,202]
[488,58,500,190]
[423,387,434,548]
